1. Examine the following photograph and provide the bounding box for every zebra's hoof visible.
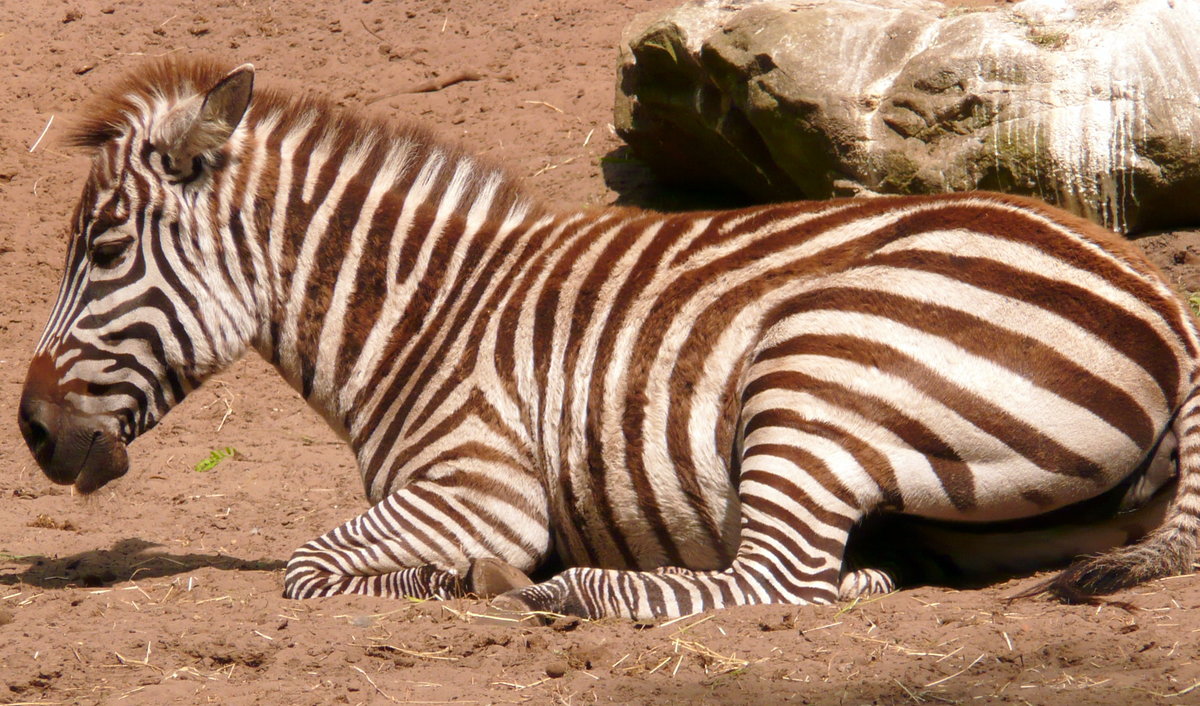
[839,567,897,600]
[483,592,549,626]
[490,591,537,612]
[491,574,589,619]
[467,558,533,596]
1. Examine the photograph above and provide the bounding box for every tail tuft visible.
[1018,386,1200,606]
[1017,527,1195,604]
[1032,392,1200,605]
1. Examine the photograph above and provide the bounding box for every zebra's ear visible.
[154,64,254,178]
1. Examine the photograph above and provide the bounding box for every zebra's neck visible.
[227,97,537,446]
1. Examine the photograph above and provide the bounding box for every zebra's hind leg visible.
[283,475,548,600]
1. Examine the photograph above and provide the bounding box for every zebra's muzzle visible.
[18,379,130,494]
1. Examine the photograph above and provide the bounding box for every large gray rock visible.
[616,0,1200,232]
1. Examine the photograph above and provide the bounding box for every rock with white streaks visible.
[615,0,1200,232]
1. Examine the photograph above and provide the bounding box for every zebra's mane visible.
[67,57,535,220]
[67,57,234,150]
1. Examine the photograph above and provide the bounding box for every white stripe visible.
[301,129,337,204]
[268,112,318,308]
[314,139,414,415]
[349,150,447,444]
[212,125,256,314]
[239,111,281,318]
[279,134,375,395]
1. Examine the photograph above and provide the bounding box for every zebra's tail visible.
[1031,387,1200,603]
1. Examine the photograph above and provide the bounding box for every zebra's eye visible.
[90,234,135,268]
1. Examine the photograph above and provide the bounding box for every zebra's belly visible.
[890,440,1159,523]
[555,448,743,572]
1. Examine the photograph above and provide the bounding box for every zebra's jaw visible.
[18,357,130,494]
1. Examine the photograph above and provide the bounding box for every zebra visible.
[16,58,1200,620]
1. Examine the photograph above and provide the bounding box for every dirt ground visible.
[1,1,1199,704]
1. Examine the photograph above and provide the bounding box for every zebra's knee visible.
[726,556,841,606]
[282,547,337,599]
[281,542,375,599]
[283,543,473,600]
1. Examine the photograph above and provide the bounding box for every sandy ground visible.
[1,1,1199,704]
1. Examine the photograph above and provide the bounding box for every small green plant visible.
[1188,291,1200,318]
[194,446,237,472]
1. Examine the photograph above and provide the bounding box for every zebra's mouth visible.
[73,430,130,494]
[18,392,130,494]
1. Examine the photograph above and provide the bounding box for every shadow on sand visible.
[0,537,285,589]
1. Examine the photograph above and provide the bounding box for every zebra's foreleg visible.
[283,475,549,600]
[495,442,868,619]
[492,534,853,620]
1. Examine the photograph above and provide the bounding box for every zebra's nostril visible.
[18,409,51,456]
[27,420,48,446]
[26,419,50,454]
[17,398,56,463]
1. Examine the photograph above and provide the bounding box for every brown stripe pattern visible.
[24,58,1200,619]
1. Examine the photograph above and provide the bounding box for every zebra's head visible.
[18,60,257,493]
